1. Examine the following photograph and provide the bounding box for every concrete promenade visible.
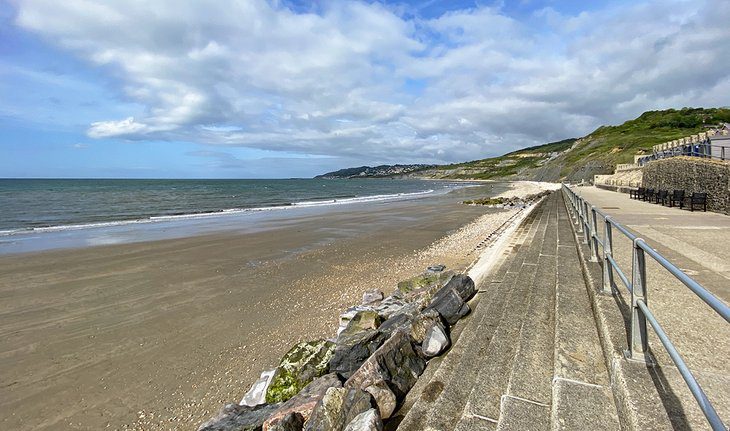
[393,189,729,430]
[569,186,729,430]
[395,193,620,430]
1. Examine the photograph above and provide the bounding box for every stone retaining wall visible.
[642,156,730,214]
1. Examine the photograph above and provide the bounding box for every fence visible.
[651,142,730,163]
[561,184,730,431]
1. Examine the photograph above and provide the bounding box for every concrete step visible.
[493,197,557,431]
[552,378,619,431]
[449,202,551,429]
[395,205,544,430]
[495,396,550,431]
[550,197,620,431]
[505,251,557,406]
[397,199,551,431]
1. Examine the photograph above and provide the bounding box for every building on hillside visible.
[709,129,730,160]
[650,128,730,162]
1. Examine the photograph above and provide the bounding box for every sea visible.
[0,178,474,254]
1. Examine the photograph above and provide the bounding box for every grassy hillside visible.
[414,107,730,182]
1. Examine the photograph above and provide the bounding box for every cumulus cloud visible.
[14,0,730,164]
[88,117,150,138]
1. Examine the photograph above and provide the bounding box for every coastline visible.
[0,181,557,430]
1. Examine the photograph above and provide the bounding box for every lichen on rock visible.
[265,340,336,404]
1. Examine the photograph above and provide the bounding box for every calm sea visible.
[0,178,466,234]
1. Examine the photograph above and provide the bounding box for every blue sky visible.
[1,0,729,178]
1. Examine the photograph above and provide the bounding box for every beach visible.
[0,182,550,430]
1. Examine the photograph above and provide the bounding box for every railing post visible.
[582,201,590,244]
[601,216,614,294]
[590,206,600,262]
[584,201,594,255]
[626,238,653,364]
[576,196,583,233]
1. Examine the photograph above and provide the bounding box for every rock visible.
[341,310,382,336]
[241,369,275,407]
[197,402,281,431]
[407,309,443,344]
[330,329,388,379]
[363,380,397,419]
[394,271,454,300]
[371,296,409,320]
[345,330,426,400]
[362,290,384,306]
[377,308,442,346]
[263,373,341,431]
[337,306,374,336]
[304,387,373,431]
[267,412,304,431]
[266,340,336,404]
[344,409,384,431]
[427,264,446,273]
[422,322,450,357]
[377,313,412,338]
[426,287,470,326]
[443,274,476,302]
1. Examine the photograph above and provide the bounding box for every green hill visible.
[413,107,730,182]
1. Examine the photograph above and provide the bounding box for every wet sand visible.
[0,184,521,430]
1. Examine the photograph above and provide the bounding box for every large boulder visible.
[330,310,390,378]
[406,309,443,345]
[337,306,374,335]
[345,330,426,400]
[263,373,342,431]
[362,380,397,419]
[422,322,450,357]
[372,296,410,320]
[304,387,373,431]
[341,310,382,336]
[197,402,281,431]
[394,271,454,302]
[241,369,275,407]
[426,287,470,326]
[378,308,443,346]
[344,409,384,431]
[442,274,476,302]
[329,328,388,379]
[266,340,336,404]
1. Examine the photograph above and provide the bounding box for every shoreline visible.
[0,181,558,430]
[0,182,479,256]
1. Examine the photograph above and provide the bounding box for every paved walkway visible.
[569,186,729,430]
[575,186,730,295]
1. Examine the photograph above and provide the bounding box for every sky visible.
[1,0,729,178]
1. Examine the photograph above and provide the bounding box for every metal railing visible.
[561,184,730,431]
[650,142,730,163]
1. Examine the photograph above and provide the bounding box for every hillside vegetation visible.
[412,107,730,182]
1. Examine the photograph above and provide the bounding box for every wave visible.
[0,189,437,236]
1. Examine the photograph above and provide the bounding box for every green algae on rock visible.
[395,270,454,298]
[341,310,382,337]
[266,340,336,404]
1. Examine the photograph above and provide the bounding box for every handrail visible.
[638,242,730,321]
[561,184,730,431]
[636,300,726,429]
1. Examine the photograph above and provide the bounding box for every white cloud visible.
[88,117,149,138]
[14,0,730,164]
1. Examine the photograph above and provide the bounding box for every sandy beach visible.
[0,182,551,430]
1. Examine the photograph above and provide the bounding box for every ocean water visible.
[0,178,467,234]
